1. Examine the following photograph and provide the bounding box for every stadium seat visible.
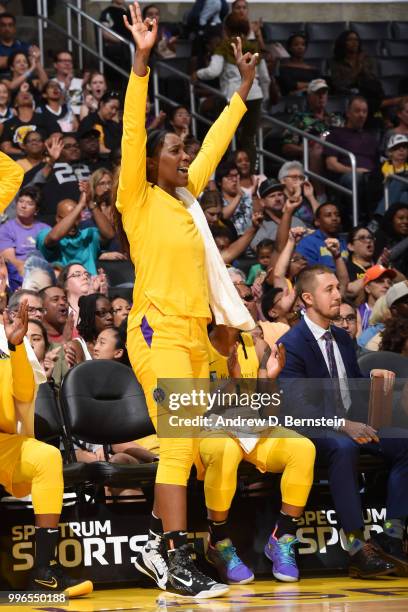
[392,21,408,40]
[377,57,408,78]
[97,260,135,288]
[358,351,408,378]
[60,361,157,490]
[34,382,102,491]
[306,22,347,42]
[384,40,408,58]
[263,22,304,44]
[349,21,392,40]
[380,77,401,97]
[304,41,333,60]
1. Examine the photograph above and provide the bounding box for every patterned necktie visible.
[323,331,344,415]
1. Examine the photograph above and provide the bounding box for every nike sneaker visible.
[166,543,229,598]
[264,532,299,582]
[207,538,254,584]
[134,535,168,589]
[30,562,93,598]
[371,532,408,576]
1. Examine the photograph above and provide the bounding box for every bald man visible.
[36,186,115,275]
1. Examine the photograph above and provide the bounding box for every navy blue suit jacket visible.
[278,318,368,424]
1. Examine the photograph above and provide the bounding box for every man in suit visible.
[279,264,408,578]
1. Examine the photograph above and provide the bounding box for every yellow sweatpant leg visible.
[200,429,315,512]
[12,438,63,515]
[127,305,209,486]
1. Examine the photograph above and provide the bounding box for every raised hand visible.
[231,37,258,101]
[227,341,242,378]
[123,2,158,52]
[3,300,29,346]
[324,237,341,260]
[45,134,63,163]
[266,343,286,379]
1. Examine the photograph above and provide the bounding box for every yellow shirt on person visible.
[381,160,408,177]
[0,151,24,215]
[208,332,259,380]
[116,70,247,331]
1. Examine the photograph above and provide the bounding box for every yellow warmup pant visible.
[127,304,209,486]
[199,429,316,512]
[10,437,63,514]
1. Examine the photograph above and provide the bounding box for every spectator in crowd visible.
[36,133,91,226]
[252,178,305,251]
[40,284,71,344]
[270,226,308,291]
[16,131,45,174]
[331,299,359,343]
[357,294,389,352]
[279,265,406,579]
[111,295,131,327]
[87,168,125,258]
[168,106,191,142]
[36,79,78,133]
[296,203,348,269]
[278,32,319,96]
[200,189,238,238]
[36,181,115,276]
[246,238,274,286]
[380,319,408,357]
[3,50,48,102]
[212,212,263,264]
[233,148,266,198]
[231,0,266,49]
[186,0,228,40]
[0,89,60,157]
[330,30,381,104]
[0,80,12,123]
[93,326,129,365]
[278,161,319,227]
[382,97,408,151]
[195,13,270,165]
[76,292,113,356]
[0,186,50,289]
[79,129,107,172]
[53,50,83,116]
[216,160,253,236]
[100,0,132,81]
[7,287,45,321]
[78,91,122,156]
[142,4,180,60]
[374,203,408,277]
[282,79,344,196]
[57,262,92,328]
[325,96,383,220]
[0,12,30,72]
[26,318,60,381]
[22,255,57,292]
[359,264,396,332]
[376,135,408,213]
[80,71,108,121]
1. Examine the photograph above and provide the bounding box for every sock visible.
[34,527,59,569]
[274,512,300,539]
[383,518,404,540]
[208,519,229,545]
[346,529,366,556]
[164,530,188,552]
[149,512,163,539]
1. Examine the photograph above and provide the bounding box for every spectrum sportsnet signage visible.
[0,498,387,588]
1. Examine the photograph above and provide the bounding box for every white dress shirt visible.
[304,313,351,412]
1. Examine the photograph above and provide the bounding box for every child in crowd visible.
[246,238,274,285]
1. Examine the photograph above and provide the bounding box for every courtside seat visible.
[97,259,135,288]
[358,351,408,378]
[60,361,156,490]
[377,57,408,79]
[384,40,408,58]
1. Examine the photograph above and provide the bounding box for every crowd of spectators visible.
[0,2,407,482]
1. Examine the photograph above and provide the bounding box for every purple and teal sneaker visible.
[207,538,254,584]
[264,530,299,582]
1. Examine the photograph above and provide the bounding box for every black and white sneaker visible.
[166,543,229,599]
[134,536,168,590]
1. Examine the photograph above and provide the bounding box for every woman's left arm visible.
[0,152,24,215]
[188,38,257,197]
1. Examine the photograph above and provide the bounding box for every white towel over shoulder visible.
[177,187,255,332]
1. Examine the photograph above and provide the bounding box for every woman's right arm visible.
[116,3,159,216]
[0,151,24,215]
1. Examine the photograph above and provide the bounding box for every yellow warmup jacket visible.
[0,343,35,496]
[208,332,259,379]
[116,70,247,331]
